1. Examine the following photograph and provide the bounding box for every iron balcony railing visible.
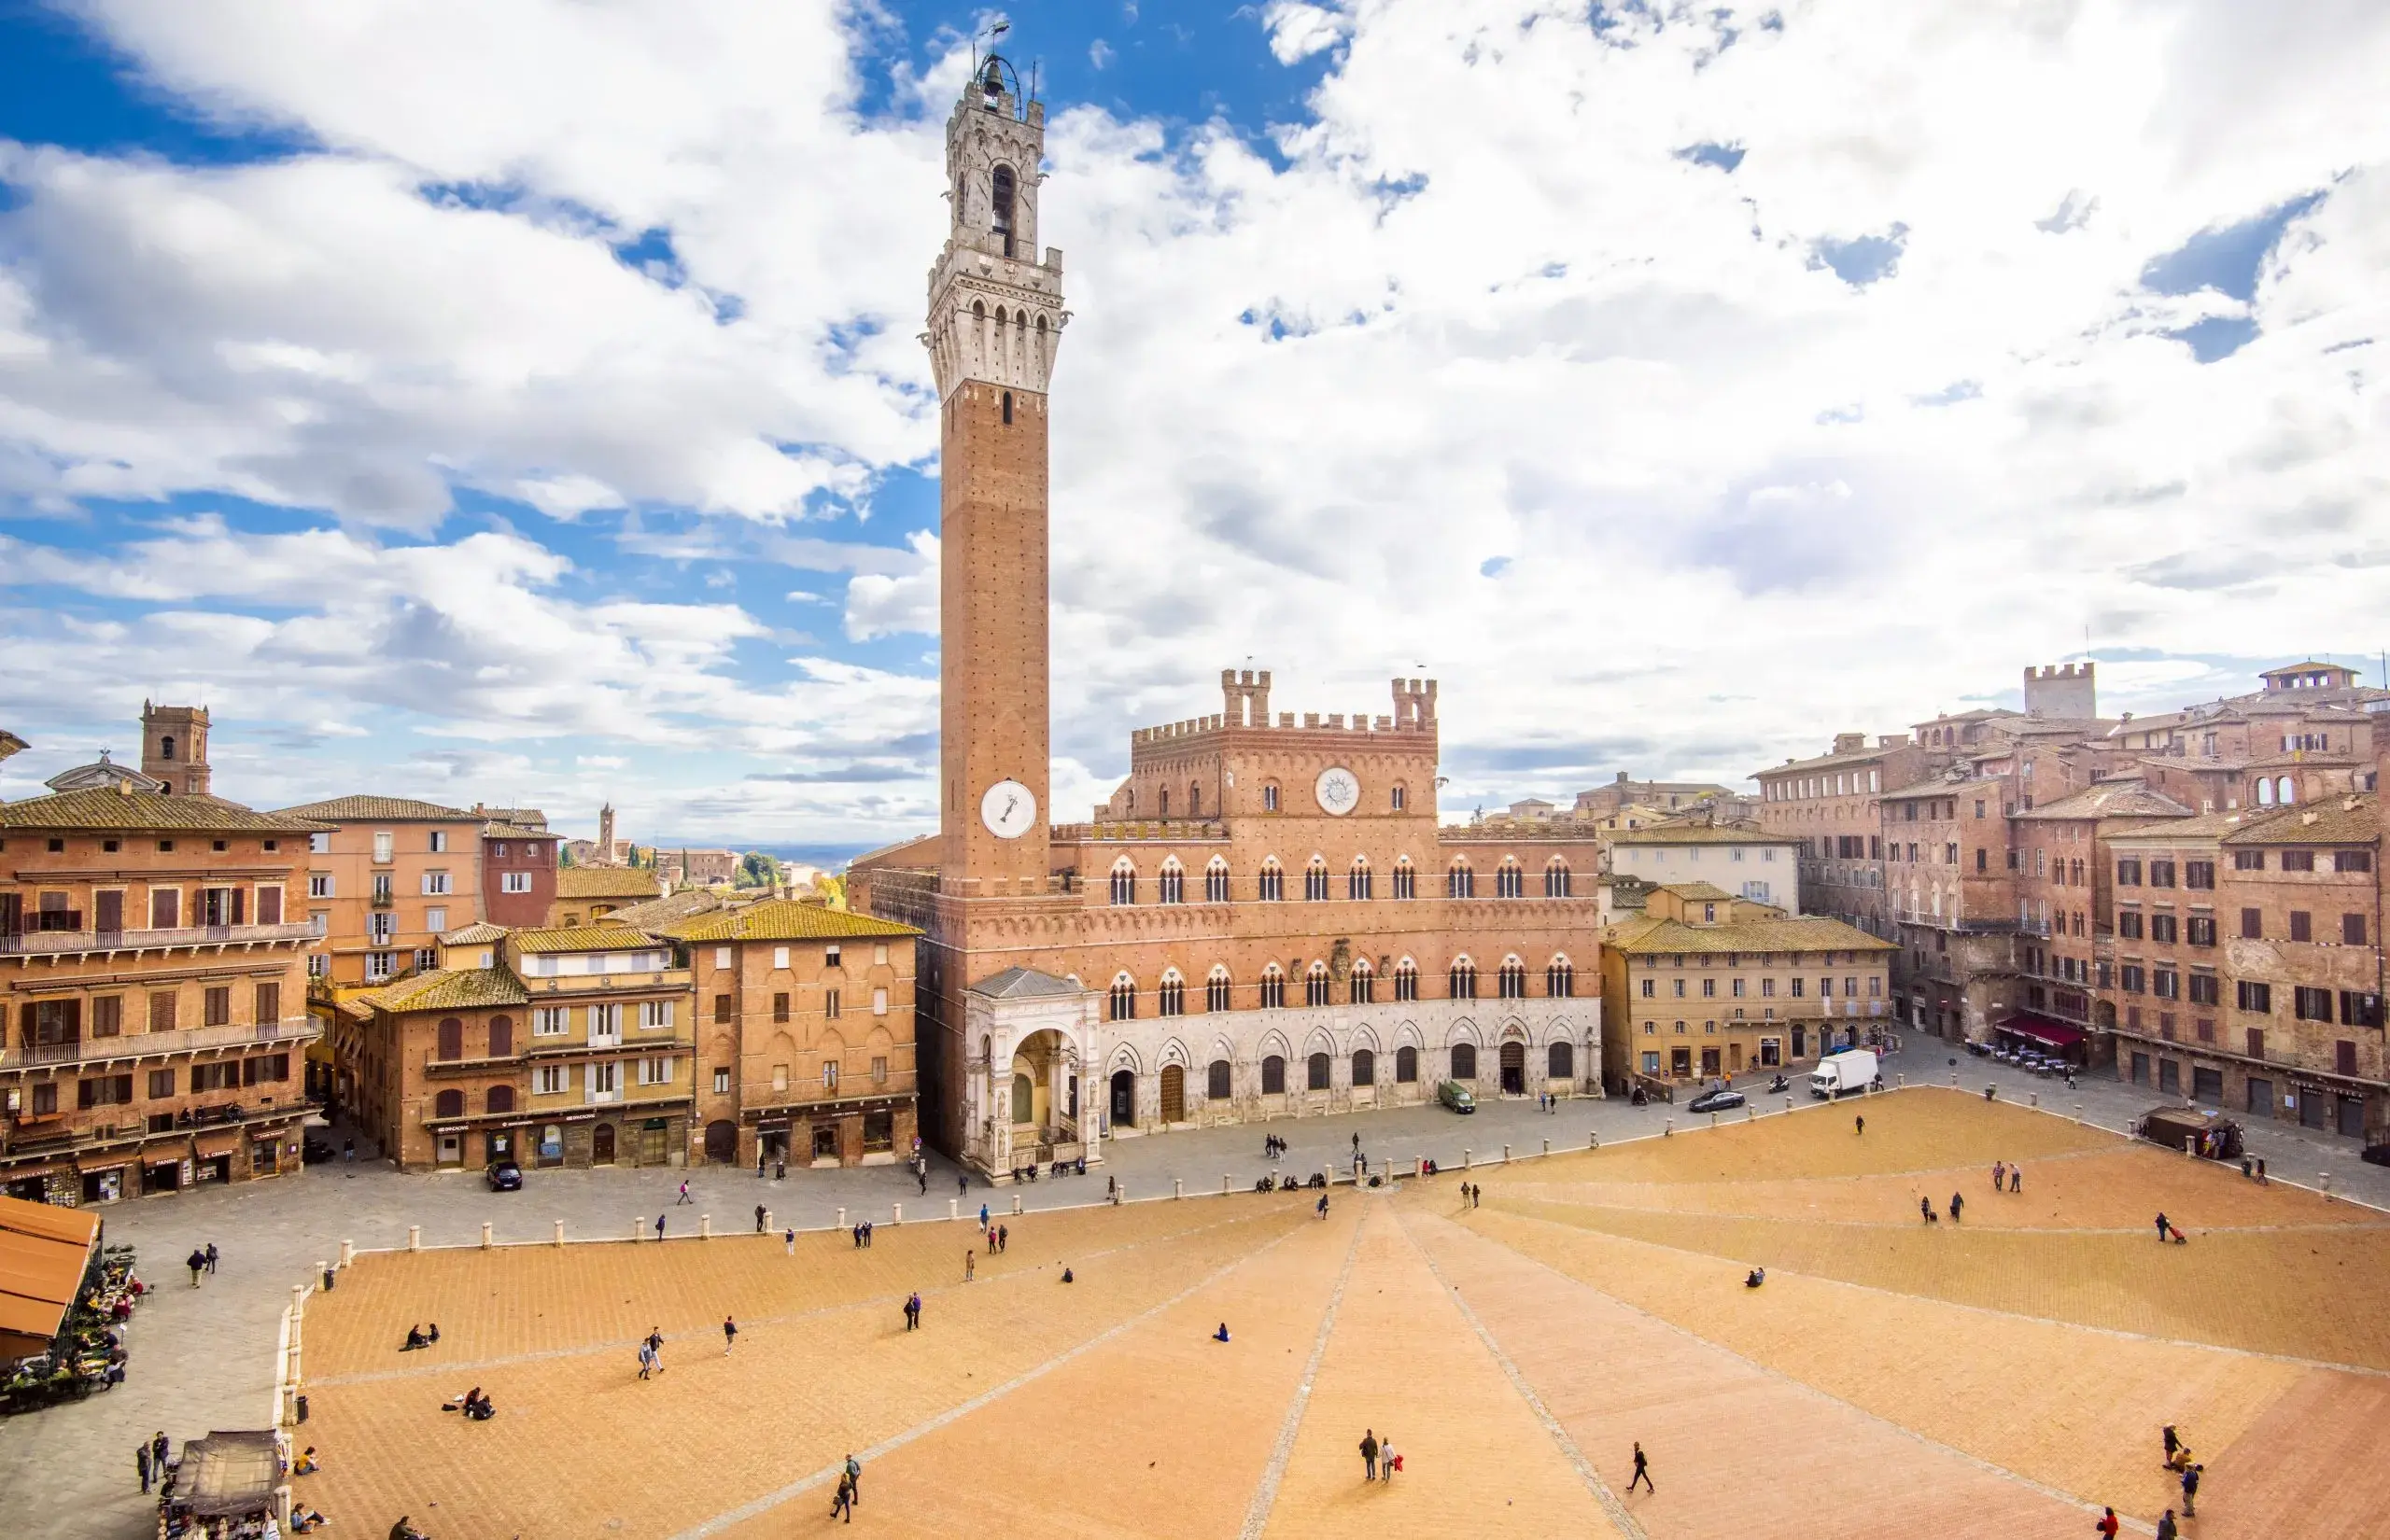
[8,1015,319,1068]
[0,919,319,957]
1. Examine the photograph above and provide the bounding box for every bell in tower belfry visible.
[924,44,1070,898]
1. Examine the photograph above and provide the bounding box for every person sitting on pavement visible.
[1213,1323,1230,1342]
[401,1324,428,1351]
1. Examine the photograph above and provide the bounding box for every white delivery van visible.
[1808,1048,1880,1099]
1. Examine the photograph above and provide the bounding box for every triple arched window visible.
[1304,961,1332,1007]
[1259,964,1286,1010]
[1449,957,1479,1000]
[1348,858,1371,900]
[1392,856,1415,900]
[1394,958,1419,1002]
[1547,957,1575,999]
[1205,965,1232,1013]
[1447,861,1475,899]
[1304,859,1330,902]
[1109,860,1136,906]
[1497,957,1528,999]
[1157,860,1185,905]
[1258,860,1285,902]
[1349,958,1375,1005]
[1544,860,1572,898]
[1204,858,1230,903]
[1496,861,1525,899]
[1157,970,1185,1016]
[1108,973,1137,1021]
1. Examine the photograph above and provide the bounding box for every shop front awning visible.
[2000,1015,2087,1050]
[0,1193,102,1361]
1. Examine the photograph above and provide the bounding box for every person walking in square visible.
[754,1203,766,1234]
[1854,1113,1865,1136]
[997,1224,1008,1253]
[2155,1509,2178,1540]
[722,1315,738,1355]
[638,1341,655,1380]
[205,1242,218,1274]
[1949,1191,1963,1223]
[831,1473,854,1523]
[2009,1164,2021,1193]
[1379,1435,1397,1481]
[677,1179,693,1206]
[1628,1442,1653,1492]
[2155,1212,2171,1243]
[2095,1505,2119,1538]
[965,1249,976,1281]
[1359,1429,1379,1480]
[905,1292,921,1330]
[2181,1463,2200,1517]
[646,1327,666,1372]
[2161,1425,2180,1466]
[1992,1160,2004,1191]
[152,1432,170,1475]
[1920,1196,1936,1225]
[344,1138,356,1177]
[655,1212,667,1240]
[844,1452,862,1505]
[187,1248,206,1287]
[979,1201,990,1227]
[136,1440,153,1493]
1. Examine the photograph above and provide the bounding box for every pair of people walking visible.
[185,1242,218,1285]
[903,1293,922,1331]
[830,1453,863,1521]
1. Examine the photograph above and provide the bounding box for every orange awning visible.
[0,1193,101,1360]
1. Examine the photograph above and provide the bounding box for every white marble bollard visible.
[700,1213,712,1238]
[836,1207,847,1229]
[339,1239,354,1267]
[1174,1178,1183,1198]
[1541,1139,1550,1156]
[554,1220,565,1246]
[632,1217,643,1241]
[892,1203,902,1225]
[406,1225,420,1252]
[1502,1143,1511,1162]
[1012,1193,1022,1216]
[949,1197,960,1220]
[481,1221,493,1250]
[1463,1148,1472,1169]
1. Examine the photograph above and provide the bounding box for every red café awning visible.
[2000,1015,2086,1050]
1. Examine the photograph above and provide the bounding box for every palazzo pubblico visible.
[851,59,1605,1179]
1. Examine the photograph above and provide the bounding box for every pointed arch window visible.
[1392,856,1416,901]
[1259,964,1286,1010]
[1544,859,1572,898]
[1449,957,1478,1000]
[1305,961,1332,1007]
[1547,956,1575,999]
[1258,859,1285,903]
[1263,783,1280,812]
[1395,1044,1419,1083]
[1347,857,1372,901]
[1157,859,1185,905]
[1394,958,1419,1002]
[1109,859,1137,906]
[1497,957,1528,999]
[1188,782,1201,818]
[1108,973,1137,1022]
[1349,958,1375,1005]
[1304,859,1330,902]
[1205,965,1232,1013]
[1496,861,1525,899]
[991,163,1017,257]
[1157,970,1185,1016]
[1447,861,1475,899]
[1204,858,1230,903]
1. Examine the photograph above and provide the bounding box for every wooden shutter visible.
[257,887,282,925]
[149,991,176,1032]
[487,1015,513,1057]
[437,1017,464,1061]
[95,890,123,932]
[255,982,281,1027]
[151,888,179,929]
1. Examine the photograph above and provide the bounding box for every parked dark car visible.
[302,1134,333,1166]
[1687,1087,1747,1114]
[485,1160,523,1192]
[2361,1143,2390,1169]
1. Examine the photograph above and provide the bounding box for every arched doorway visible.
[591,1123,617,1165]
[1500,1040,1525,1095]
[1450,1043,1477,1081]
[703,1119,738,1165]
[1160,1064,1186,1123]
[1109,1069,1136,1127]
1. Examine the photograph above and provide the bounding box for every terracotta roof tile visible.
[365,968,530,1013]
[1606,913,1897,957]
[0,788,330,833]
[660,899,917,944]
[509,926,668,955]
[555,867,663,900]
[2220,796,2380,846]
[275,794,475,821]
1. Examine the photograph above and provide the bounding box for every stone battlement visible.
[1131,670,1438,746]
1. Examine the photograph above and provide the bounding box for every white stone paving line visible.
[666,1214,1314,1540]
[1396,1207,1647,1540]
[1233,1207,1365,1540]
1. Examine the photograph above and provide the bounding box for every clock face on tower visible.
[980,779,1038,839]
[1314,766,1361,817]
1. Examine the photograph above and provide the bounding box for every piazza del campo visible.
[4,9,2389,1540]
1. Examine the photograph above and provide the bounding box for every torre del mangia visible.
[851,53,1607,1180]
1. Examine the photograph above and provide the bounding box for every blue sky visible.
[2,2,2384,849]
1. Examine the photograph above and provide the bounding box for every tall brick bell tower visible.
[925,54,1068,898]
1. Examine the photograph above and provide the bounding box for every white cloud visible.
[6,0,2390,838]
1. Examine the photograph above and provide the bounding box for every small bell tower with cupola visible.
[925,51,1069,897]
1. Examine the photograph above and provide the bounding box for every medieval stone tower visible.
[139,701,211,795]
[925,54,1069,897]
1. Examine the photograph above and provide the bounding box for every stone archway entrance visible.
[703,1119,738,1165]
[591,1123,616,1165]
[1160,1063,1186,1123]
[1499,1040,1525,1096]
[1110,1069,1137,1127]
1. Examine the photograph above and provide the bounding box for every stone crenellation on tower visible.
[2021,662,2096,720]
